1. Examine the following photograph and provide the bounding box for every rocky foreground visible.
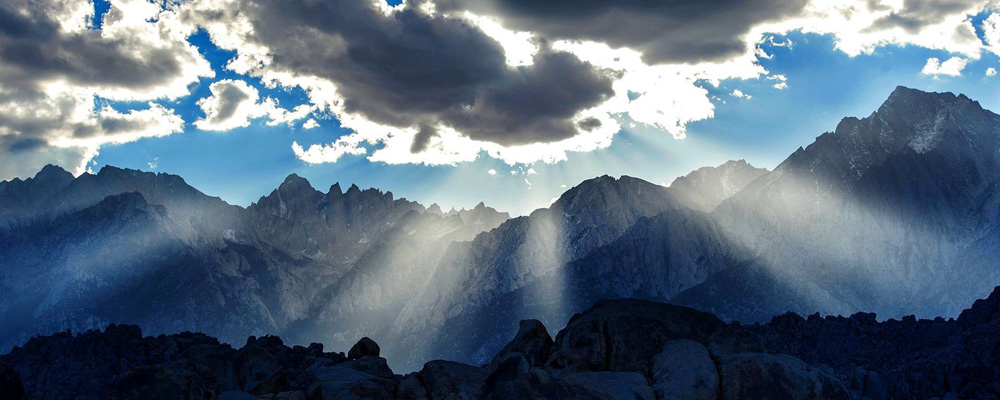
[4,287,1000,400]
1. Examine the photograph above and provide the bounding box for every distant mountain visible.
[703,86,1000,321]
[669,159,769,212]
[0,165,509,367]
[2,86,1000,374]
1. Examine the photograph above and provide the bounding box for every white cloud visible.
[921,57,968,77]
[731,89,753,100]
[0,0,213,179]
[303,119,319,129]
[463,12,538,66]
[984,13,1000,57]
[195,80,262,131]
[488,169,497,176]
[763,1,987,60]
[988,68,998,77]
[147,157,159,170]
[768,74,788,90]
[195,79,314,131]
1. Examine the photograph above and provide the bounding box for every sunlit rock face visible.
[669,159,769,212]
[702,86,1000,321]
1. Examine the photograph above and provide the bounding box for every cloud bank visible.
[186,0,997,167]
[2,0,999,178]
[0,0,212,178]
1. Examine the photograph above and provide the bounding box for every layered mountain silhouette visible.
[2,86,1000,374]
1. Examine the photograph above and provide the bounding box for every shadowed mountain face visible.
[2,86,1000,373]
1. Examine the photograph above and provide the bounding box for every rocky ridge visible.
[8,284,1000,400]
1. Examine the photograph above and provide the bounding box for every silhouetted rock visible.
[308,364,396,400]
[561,371,655,400]
[546,299,725,374]
[489,319,553,369]
[705,327,767,358]
[348,337,381,360]
[10,288,1000,399]
[482,353,607,400]
[394,374,428,400]
[717,353,850,400]
[419,360,486,400]
[0,362,25,400]
[651,340,718,400]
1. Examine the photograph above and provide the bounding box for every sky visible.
[2,0,1000,215]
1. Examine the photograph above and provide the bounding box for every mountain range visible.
[2,86,999,372]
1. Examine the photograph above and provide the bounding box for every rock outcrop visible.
[1,299,861,400]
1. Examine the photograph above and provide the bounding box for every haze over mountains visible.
[2,86,1000,371]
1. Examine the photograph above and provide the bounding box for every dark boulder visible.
[705,327,767,358]
[483,353,609,400]
[651,339,718,400]
[348,337,381,360]
[490,319,553,369]
[394,374,428,400]
[339,356,394,380]
[0,362,25,400]
[111,361,214,400]
[546,299,726,374]
[717,353,850,400]
[237,346,287,394]
[561,372,655,400]
[419,360,486,400]
[307,365,396,400]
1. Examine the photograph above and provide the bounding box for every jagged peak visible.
[96,164,138,176]
[427,203,443,214]
[277,174,316,194]
[329,182,342,196]
[34,164,71,180]
[877,86,982,117]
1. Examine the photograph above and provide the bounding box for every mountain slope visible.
[0,167,510,359]
[669,159,769,212]
[709,86,1000,320]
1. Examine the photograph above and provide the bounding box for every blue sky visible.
[4,0,1000,215]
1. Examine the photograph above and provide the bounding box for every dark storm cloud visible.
[410,123,438,153]
[0,0,204,171]
[442,51,616,145]
[422,0,811,64]
[216,0,617,146]
[867,0,984,33]
[5,138,47,154]
[0,2,190,95]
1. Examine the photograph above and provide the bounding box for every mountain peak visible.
[669,159,768,211]
[279,174,315,193]
[29,165,75,190]
[878,86,981,117]
[34,164,71,180]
